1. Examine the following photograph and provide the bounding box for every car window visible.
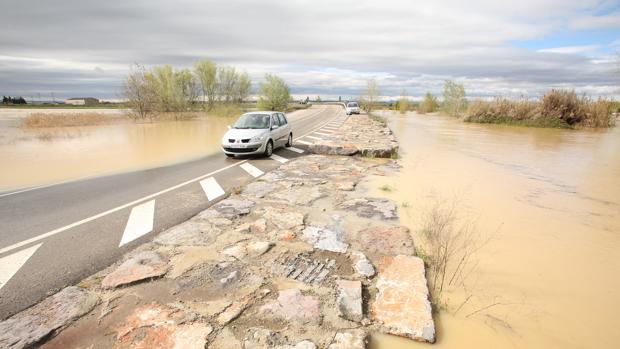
[347,102,358,107]
[233,114,270,129]
[271,114,280,127]
[278,113,287,125]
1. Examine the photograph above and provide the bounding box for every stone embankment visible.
[0,114,434,349]
[309,114,398,158]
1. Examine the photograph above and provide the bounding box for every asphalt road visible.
[0,104,346,318]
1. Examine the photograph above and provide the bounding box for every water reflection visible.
[0,117,236,191]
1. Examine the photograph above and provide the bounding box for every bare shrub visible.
[416,197,491,308]
[360,78,380,112]
[123,63,157,121]
[398,89,410,114]
[442,80,467,116]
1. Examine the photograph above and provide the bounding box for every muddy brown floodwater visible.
[368,111,620,349]
[0,111,236,192]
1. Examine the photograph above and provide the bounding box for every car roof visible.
[244,111,280,114]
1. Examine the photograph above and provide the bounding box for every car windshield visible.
[347,102,358,107]
[232,114,271,129]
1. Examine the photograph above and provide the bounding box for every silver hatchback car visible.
[221,111,293,158]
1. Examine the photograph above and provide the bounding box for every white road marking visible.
[0,243,42,290]
[240,163,264,178]
[200,177,226,201]
[286,147,304,154]
[306,135,323,140]
[322,126,338,130]
[119,200,155,247]
[314,131,331,136]
[0,106,345,256]
[270,154,289,163]
[0,160,247,256]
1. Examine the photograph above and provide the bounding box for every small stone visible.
[371,255,435,343]
[351,251,375,278]
[328,329,368,349]
[301,226,348,253]
[243,328,279,349]
[220,270,239,285]
[222,241,274,260]
[212,198,255,218]
[358,226,414,262]
[335,181,356,191]
[336,280,363,322]
[0,287,98,349]
[260,288,321,324]
[277,340,318,349]
[102,251,168,288]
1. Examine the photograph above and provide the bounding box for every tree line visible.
[123,60,290,121]
[2,96,27,105]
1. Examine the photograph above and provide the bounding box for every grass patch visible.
[22,112,128,128]
[379,184,393,192]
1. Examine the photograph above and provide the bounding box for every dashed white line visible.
[270,154,289,163]
[119,200,155,247]
[0,243,42,290]
[297,140,312,145]
[240,163,264,178]
[0,160,247,256]
[286,147,304,154]
[200,177,226,201]
[314,131,331,136]
[306,135,323,140]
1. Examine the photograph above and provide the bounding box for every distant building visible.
[64,97,99,106]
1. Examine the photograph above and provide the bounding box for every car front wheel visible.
[264,140,273,157]
[285,133,293,147]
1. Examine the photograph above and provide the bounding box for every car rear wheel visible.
[264,140,273,157]
[285,133,293,147]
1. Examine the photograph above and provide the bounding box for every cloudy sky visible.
[0,0,619,100]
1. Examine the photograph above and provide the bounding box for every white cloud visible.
[0,0,617,98]
[538,45,601,54]
[572,11,620,29]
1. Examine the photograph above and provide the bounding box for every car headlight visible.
[250,134,266,143]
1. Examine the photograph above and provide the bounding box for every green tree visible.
[398,89,410,114]
[419,92,439,114]
[442,80,467,116]
[316,96,322,102]
[257,73,290,112]
[194,59,218,110]
[235,72,252,103]
[217,66,239,103]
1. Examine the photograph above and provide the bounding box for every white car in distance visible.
[221,111,293,158]
[346,102,360,115]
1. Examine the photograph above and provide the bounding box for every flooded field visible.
[368,111,620,348]
[0,109,235,192]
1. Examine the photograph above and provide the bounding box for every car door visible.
[270,114,284,147]
[278,113,290,144]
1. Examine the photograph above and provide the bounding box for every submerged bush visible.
[465,90,615,128]
[418,92,439,114]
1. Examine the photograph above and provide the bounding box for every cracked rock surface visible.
[9,152,433,349]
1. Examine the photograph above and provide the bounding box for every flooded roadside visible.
[0,113,235,192]
[368,111,620,348]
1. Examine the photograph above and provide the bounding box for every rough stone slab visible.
[328,329,368,349]
[236,218,267,234]
[260,289,321,325]
[242,181,279,198]
[155,221,220,246]
[358,226,414,262]
[114,304,211,349]
[268,185,326,206]
[301,226,348,253]
[336,280,363,322]
[351,251,375,278]
[0,286,99,349]
[371,255,435,343]
[210,327,242,349]
[339,198,398,220]
[102,251,168,288]
[309,141,359,156]
[222,240,273,260]
[211,198,255,218]
[263,207,305,230]
[243,328,317,349]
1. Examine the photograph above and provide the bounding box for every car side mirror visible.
[227,125,231,130]
[271,125,279,130]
